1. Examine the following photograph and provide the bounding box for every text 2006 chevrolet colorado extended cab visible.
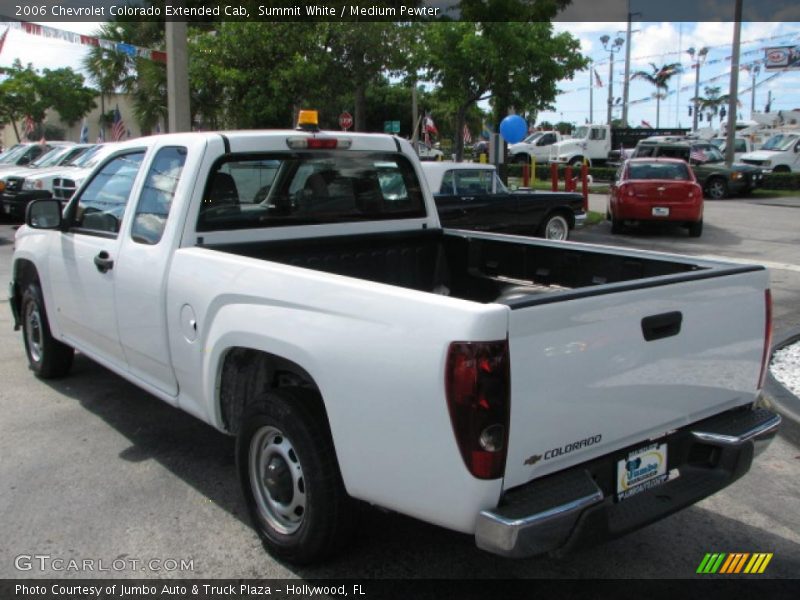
[10,122,780,564]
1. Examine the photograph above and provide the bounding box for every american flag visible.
[594,69,603,88]
[111,106,126,141]
[463,123,472,144]
[641,119,653,128]
[689,147,707,162]
[423,113,438,135]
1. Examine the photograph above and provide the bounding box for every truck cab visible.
[740,131,800,173]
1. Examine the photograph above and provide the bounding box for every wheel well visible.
[772,165,791,173]
[10,260,39,328]
[218,347,323,435]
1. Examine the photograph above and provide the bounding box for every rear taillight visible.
[758,289,773,389]
[445,340,510,480]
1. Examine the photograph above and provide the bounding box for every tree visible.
[692,86,736,124]
[320,23,413,131]
[0,60,95,141]
[631,63,682,128]
[82,22,166,135]
[422,22,586,160]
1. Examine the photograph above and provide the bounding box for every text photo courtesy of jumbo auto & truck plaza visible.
[1,2,799,600]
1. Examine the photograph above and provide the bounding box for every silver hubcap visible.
[709,182,725,198]
[25,303,43,363]
[545,217,568,240]
[249,425,306,534]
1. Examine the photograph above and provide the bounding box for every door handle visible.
[641,311,682,342]
[461,196,475,201]
[93,251,114,273]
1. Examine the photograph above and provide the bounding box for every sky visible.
[1,20,799,131]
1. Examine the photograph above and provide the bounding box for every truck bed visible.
[206,229,752,306]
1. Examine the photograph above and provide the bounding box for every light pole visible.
[620,10,641,127]
[600,35,625,125]
[687,46,709,132]
[749,63,761,116]
[725,0,743,167]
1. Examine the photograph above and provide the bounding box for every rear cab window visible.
[628,162,691,180]
[197,151,425,232]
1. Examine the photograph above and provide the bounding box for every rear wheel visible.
[688,219,703,238]
[705,178,729,200]
[610,215,624,234]
[539,213,570,241]
[569,157,585,169]
[21,282,74,379]
[237,388,355,564]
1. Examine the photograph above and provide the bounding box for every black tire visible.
[705,178,729,200]
[539,213,570,241]
[772,165,791,174]
[688,219,703,238]
[237,388,355,564]
[611,216,624,234]
[569,157,585,169]
[21,282,74,379]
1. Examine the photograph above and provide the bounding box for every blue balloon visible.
[499,115,527,144]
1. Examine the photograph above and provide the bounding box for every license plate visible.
[652,207,669,217]
[616,443,668,501]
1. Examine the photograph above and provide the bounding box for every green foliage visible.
[761,172,800,190]
[0,60,95,140]
[82,22,166,134]
[421,22,586,160]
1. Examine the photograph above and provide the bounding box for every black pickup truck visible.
[421,161,585,240]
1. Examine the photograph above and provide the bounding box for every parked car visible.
[414,140,444,161]
[0,141,74,173]
[631,139,763,199]
[508,131,567,164]
[421,161,585,240]
[739,131,800,173]
[608,158,704,237]
[0,145,96,220]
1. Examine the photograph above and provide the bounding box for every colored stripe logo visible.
[697,553,773,574]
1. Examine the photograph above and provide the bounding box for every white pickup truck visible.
[10,125,780,564]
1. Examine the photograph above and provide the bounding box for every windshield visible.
[521,132,542,144]
[63,146,95,166]
[197,151,426,232]
[0,144,31,164]
[30,146,71,168]
[761,134,799,151]
[72,145,108,168]
[573,126,588,139]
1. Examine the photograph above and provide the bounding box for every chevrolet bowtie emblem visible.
[524,454,542,466]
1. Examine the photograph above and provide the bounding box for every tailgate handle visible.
[641,311,682,341]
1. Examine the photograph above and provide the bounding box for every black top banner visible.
[0,0,799,22]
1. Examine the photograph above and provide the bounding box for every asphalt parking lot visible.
[1,195,799,581]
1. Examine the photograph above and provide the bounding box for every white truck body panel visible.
[10,129,774,553]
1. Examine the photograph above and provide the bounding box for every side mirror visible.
[26,198,63,230]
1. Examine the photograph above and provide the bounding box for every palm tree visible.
[631,62,682,127]
[693,86,737,125]
[82,23,166,136]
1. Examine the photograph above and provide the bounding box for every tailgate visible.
[503,268,769,490]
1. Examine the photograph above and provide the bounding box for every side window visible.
[440,170,455,194]
[455,170,492,195]
[734,139,747,153]
[539,133,555,146]
[591,128,606,141]
[72,151,145,235]
[131,147,187,245]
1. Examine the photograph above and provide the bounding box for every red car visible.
[608,158,704,237]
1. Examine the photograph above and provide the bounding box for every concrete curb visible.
[765,327,800,428]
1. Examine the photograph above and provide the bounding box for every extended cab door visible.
[113,146,190,398]
[47,150,147,368]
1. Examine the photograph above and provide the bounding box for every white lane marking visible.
[694,254,800,273]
